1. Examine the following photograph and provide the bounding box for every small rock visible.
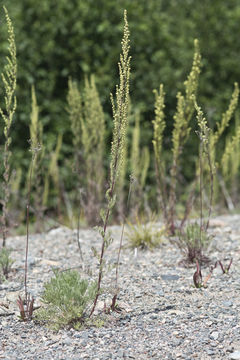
[223,300,233,307]
[210,331,219,341]
[230,351,240,360]
[161,274,180,281]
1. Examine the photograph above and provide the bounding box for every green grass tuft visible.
[126,216,165,250]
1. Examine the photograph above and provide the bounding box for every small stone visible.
[161,274,180,281]
[230,351,240,360]
[210,331,219,340]
[156,290,164,296]
[223,300,233,307]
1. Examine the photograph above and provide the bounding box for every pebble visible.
[230,351,240,360]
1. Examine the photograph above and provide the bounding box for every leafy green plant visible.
[126,216,165,251]
[0,7,17,247]
[36,269,97,330]
[0,247,14,279]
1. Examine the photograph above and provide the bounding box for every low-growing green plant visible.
[36,269,97,330]
[126,216,165,251]
[0,247,14,279]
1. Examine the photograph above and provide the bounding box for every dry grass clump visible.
[127,216,165,251]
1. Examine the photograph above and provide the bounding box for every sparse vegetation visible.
[0,5,238,335]
[36,269,97,330]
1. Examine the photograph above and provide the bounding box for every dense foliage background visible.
[0,0,240,224]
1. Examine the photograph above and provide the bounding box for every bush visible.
[36,270,97,330]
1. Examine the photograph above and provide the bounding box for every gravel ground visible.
[0,214,240,359]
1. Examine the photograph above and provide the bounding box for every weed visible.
[127,216,165,251]
[0,7,17,247]
[17,293,34,321]
[29,85,45,232]
[193,258,233,288]
[218,258,233,274]
[153,40,201,234]
[89,10,131,318]
[0,247,14,279]
[36,269,97,330]
[175,223,212,265]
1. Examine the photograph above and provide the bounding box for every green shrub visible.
[36,270,97,330]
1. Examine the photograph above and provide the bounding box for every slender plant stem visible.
[168,157,178,235]
[180,175,198,230]
[77,192,84,263]
[25,153,35,300]
[89,10,130,318]
[115,177,133,288]
[205,143,214,231]
[154,160,168,225]
[90,137,124,318]
[199,141,203,248]
[110,178,133,312]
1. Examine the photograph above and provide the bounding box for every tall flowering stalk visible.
[0,7,17,247]
[90,10,131,317]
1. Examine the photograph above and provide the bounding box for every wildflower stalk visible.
[152,84,167,221]
[90,10,130,317]
[194,98,213,233]
[0,7,17,247]
[168,39,201,233]
[25,150,35,300]
[25,92,41,300]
